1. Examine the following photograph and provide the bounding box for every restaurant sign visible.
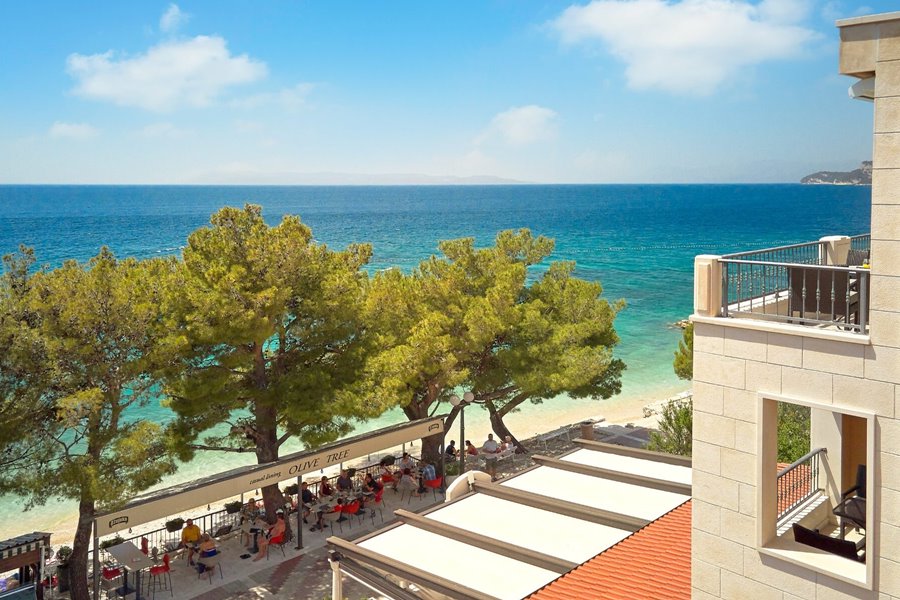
[96,416,445,537]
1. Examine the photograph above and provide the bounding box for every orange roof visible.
[528,501,692,600]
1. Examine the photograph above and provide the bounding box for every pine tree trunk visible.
[68,499,94,600]
[402,400,445,465]
[486,401,527,453]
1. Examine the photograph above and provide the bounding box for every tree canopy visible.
[160,204,376,517]
[673,322,693,380]
[362,229,624,459]
[0,248,177,600]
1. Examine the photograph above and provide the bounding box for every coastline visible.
[0,382,688,548]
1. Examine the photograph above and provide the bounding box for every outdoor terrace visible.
[694,234,871,335]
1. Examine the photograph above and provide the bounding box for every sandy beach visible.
[3,383,689,548]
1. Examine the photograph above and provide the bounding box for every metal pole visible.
[458,403,466,477]
[295,475,303,550]
[92,519,100,600]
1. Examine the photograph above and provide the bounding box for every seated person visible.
[465,440,478,456]
[501,435,514,451]
[282,489,296,513]
[319,475,334,497]
[300,481,317,523]
[396,452,416,473]
[336,469,353,493]
[241,497,261,521]
[445,440,458,459]
[254,512,286,561]
[312,499,343,531]
[397,468,419,497]
[417,460,436,493]
[361,473,382,507]
[180,518,201,565]
[196,534,217,573]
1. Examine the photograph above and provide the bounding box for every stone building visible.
[690,11,900,599]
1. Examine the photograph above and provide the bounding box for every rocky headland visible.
[801,161,872,185]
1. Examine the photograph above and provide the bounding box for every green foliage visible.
[361,229,624,456]
[165,518,185,532]
[673,322,693,381]
[224,500,243,514]
[55,546,73,564]
[648,399,693,457]
[99,536,125,550]
[159,205,375,513]
[0,247,178,599]
[777,402,811,463]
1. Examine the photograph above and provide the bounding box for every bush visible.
[99,535,124,550]
[224,500,243,514]
[165,518,185,532]
[648,399,693,457]
[283,483,299,495]
[55,546,73,564]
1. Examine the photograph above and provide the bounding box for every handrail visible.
[778,447,827,477]
[722,240,826,260]
[777,447,826,522]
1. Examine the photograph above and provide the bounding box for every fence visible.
[720,236,870,333]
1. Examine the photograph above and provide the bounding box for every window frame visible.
[755,392,875,589]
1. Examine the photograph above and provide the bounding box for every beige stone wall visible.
[691,323,900,599]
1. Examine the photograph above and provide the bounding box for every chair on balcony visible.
[789,267,858,325]
[833,464,866,539]
[792,523,865,562]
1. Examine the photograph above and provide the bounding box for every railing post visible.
[694,255,723,317]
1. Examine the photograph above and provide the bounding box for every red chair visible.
[341,500,362,528]
[147,554,172,598]
[266,534,287,559]
[424,477,444,501]
[380,473,395,487]
[369,490,385,524]
[140,537,149,555]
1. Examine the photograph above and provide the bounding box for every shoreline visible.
[2,383,689,548]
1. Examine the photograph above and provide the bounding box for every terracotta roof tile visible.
[527,501,692,600]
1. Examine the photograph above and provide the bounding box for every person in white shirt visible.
[482,434,501,480]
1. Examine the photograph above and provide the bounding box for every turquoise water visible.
[0,184,872,538]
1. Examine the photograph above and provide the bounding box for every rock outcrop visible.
[801,161,872,185]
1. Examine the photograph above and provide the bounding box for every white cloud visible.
[67,36,267,112]
[49,122,98,139]
[552,0,818,95]
[229,83,316,110]
[138,122,189,138]
[476,105,559,146]
[160,4,189,33]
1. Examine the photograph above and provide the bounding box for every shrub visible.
[165,518,185,532]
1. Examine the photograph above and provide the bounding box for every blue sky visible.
[0,1,893,184]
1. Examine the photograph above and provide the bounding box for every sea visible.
[0,183,873,541]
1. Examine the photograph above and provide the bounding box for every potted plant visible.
[283,483,298,495]
[224,500,242,514]
[55,546,73,593]
[164,517,184,533]
[99,535,124,550]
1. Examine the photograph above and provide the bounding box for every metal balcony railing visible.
[720,235,870,334]
[777,447,826,522]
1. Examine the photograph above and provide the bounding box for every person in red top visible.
[254,512,286,561]
[465,440,478,456]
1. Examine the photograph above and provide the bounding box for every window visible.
[756,394,874,589]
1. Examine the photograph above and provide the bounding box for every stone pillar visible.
[694,255,723,317]
[819,235,851,266]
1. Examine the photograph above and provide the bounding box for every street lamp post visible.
[449,391,475,478]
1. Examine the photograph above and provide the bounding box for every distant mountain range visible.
[801,161,872,185]
[189,170,525,185]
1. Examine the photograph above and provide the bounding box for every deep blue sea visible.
[0,184,872,538]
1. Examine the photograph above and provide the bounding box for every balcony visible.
[694,235,871,335]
